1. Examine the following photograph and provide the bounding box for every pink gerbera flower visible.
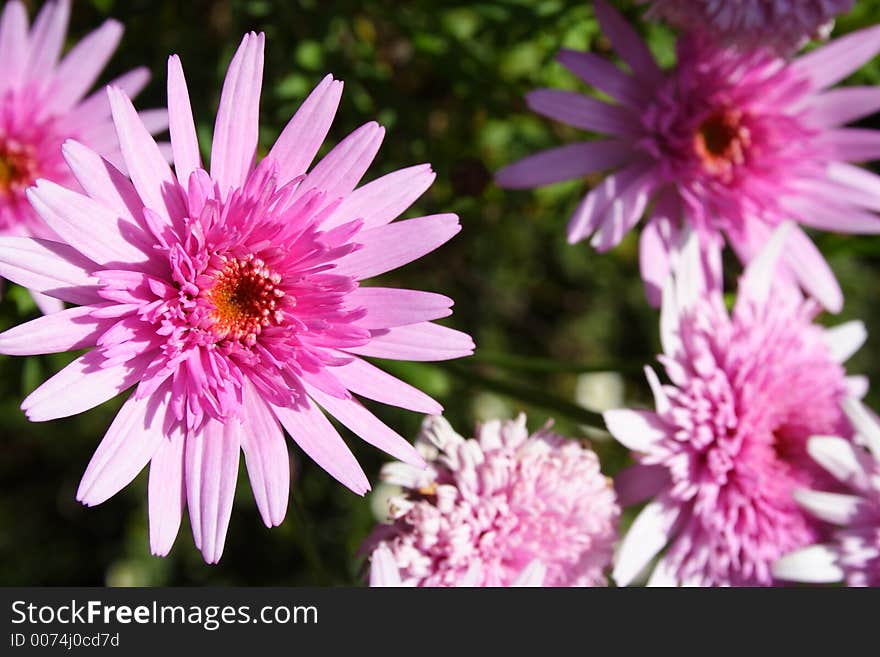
[363,415,620,587]
[774,399,880,586]
[604,224,866,586]
[0,32,473,563]
[0,0,164,313]
[640,0,854,54]
[497,0,880,311]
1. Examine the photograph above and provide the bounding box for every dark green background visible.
[2,0,879,585]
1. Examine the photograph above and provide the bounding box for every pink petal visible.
[819,128,880,162]
[567,161,648,243]
[614,463,670,506]
[603,409,668,452]
[49,19,123,111]
[59,67,151,134]
[344,322,474,361]
[0,304,112,355]
[330,356,442,414]
[31,290,65,315]
[0,1,28,91]
[0,236,101,304]
[613,495,679,586]
[593,0,660,79]
[333,213,460,280]
[347,287,453,329]
[525,89,640,137]
[369,545,402,587]
[495,140,630,189]
[77,381,171,506]
[211,32,264,196]
[185,418,242,564]
[26,180,158,272]
[293,121,385,204]
[271,397,370,495]
[321,164,435,231]
[793,24,880,91]
[511,560,547,587]
[556,48,644,108]
[805,87,880,128]
[21,350,152,422]
[25,0,70,81]
[307,385,425,467]
[240,385,289,528]
[589,169,653,251]
[108,86,186,226]
[270,74,344,186]
[148,421,186,556]
[640,210,676,308]
[783,224,843,313]
[785,194,880,233]
[737,222,794,308]
[167,55,202,186]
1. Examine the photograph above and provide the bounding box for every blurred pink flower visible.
[497,0,880,311]
[605,224,866,586]
[0,32,473,563]
[364,415,619,587]
[640,0,854,54]
[774,399,880,586]
[0,0,165,313]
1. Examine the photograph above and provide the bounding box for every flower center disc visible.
[204,255,285,345]
[0,139,38,196]
[694,109,750,178]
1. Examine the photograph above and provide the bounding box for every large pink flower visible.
[0,33,473,563]
[363,415,620,587]
[640,0,854,54]
[774,399,880,587]
[0,0,164,313]
[604,224,865,586]
[497,0,880,311]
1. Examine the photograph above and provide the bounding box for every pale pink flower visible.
[640,0,854,54]
[0,33,473,563]
[774,399,880,586]
[0,0,165,313]
[497,0,880,311]
[605,224,866,586]
[363,415,620,587]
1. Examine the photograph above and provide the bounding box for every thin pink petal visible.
[783,224,843,313]
[525,89,640,137]
[0,236,101,304]
[603,409,669,452]
[594,0,660,79]
[307,385,425,467]
[819,128,880,162]
[589,170,653,251]
[272,397,370,495]
[185,417,242,564]
[614,463,670,507]
[0,304,112,355]
[495,140,630,189]
[211,32,264,196]
[148,421,186,556]
[59,67,151,133]
[77,381,172,506]
[347,287,453,329]
[613,495,679,586]
[333,214,460,280]
[557,48,644,107]
[805,87,880,128]
[49,19,123,111]
[793,24,880,91]
[25,0,70,81]
[270,74,343,186]
[240,385,289,528]
[331,356,442,414]
[167,55,201,186]
[21,350,152,422]
[0,1,29,91]
[567,161,648,243]
[370,545,403,587]
[344,322,474,362]
[321,164,435,231]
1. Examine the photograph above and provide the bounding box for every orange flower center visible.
[0,140,38,196]
[204,255,285,345]
[694,109,750,180]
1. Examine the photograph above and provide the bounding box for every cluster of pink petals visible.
[0,0,164,313]
[0,32,473,563]
[364,415,620,587]
[605,224,866,586]
[774,399,880,587]
[640,0,855,54]
[497,0,880,311]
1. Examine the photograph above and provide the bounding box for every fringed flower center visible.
[694,109,750,179]
[0,139,38,195]
[202,253,286,345]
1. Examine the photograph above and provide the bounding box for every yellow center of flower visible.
[694,109,750,179]
[0,140,38,195]
[204,255,285,345]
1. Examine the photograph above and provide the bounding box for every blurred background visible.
[2,0,879,586]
